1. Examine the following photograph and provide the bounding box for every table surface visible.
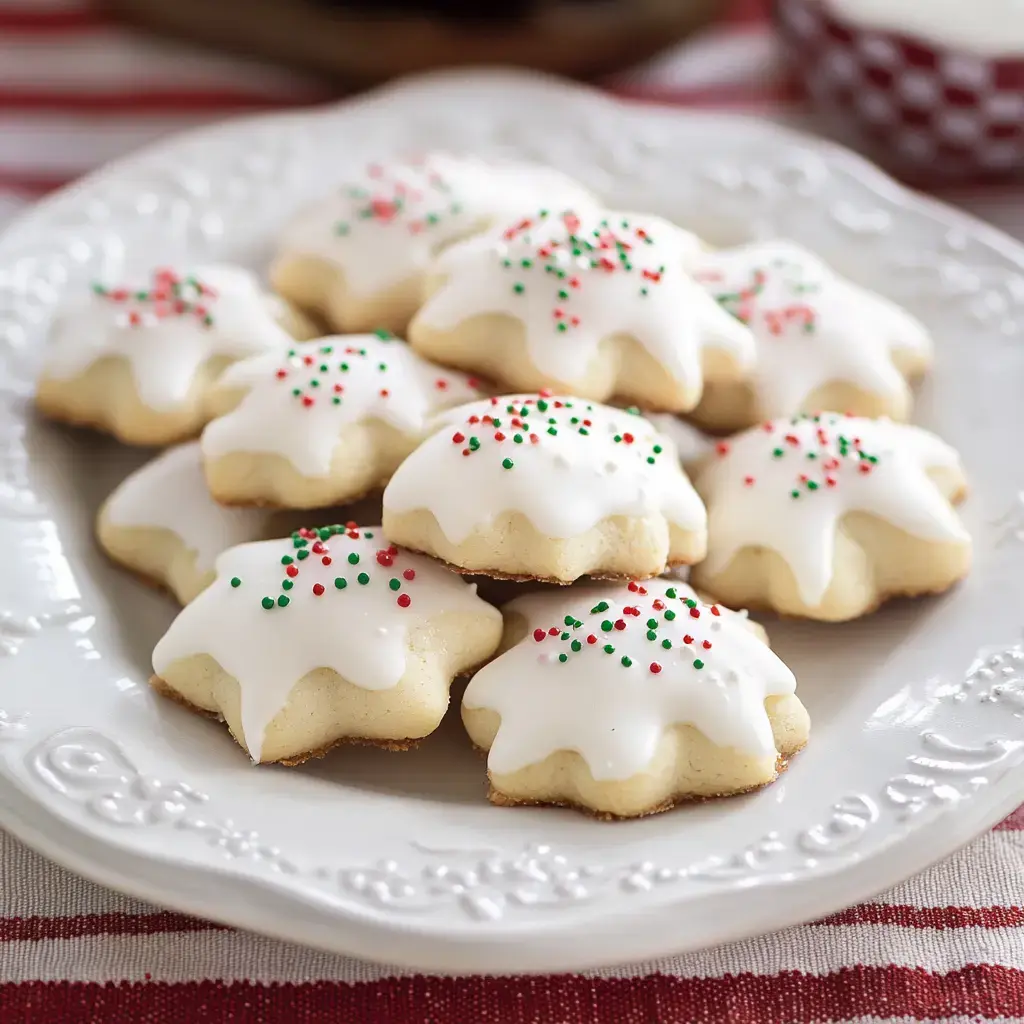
[2,1,1024,1021]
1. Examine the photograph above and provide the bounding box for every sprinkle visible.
[621,656,632,667]
[261,597,274,609]
[335,578,347,589]
[312,583,325,596]
[348,553,360,565]
[230,577,241,588]
[397,594,411,608]
[650,663,661,674]
[693,659,705,670]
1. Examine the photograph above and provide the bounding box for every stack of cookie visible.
[36,154,973,819]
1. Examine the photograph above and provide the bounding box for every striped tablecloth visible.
[3,2,1024,1021]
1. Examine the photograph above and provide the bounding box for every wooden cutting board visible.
[105,0,727,85]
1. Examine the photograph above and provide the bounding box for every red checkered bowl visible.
[774,0,1024,182]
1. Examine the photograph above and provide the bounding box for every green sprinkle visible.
[647,618,658,629]
[791,490,800,499]
[513,434,523,444]
[334,577,347,589]
[646,630,657,641]
[665,587,677,598]
[653,445,663,454]
[547,427,557,436]
[592,601,609,613]
[603,644,615,654]
[282,579,293,591]
[647,456,655,464]
[357,572,370,585]
[512,282,525,294]
[558,653,568,663]
[389,578,401,591]
[281,556,293,565]
[332,396,341,405]
[621,656,633,667]
[807,480,819,490]
[230,577,241,588]
[296,549,310,560]
[277,595,289,607]
[662,639,672,649]
[561,631,570,641]
[664,609,677,621]
[564,615,575,626]
[502,458,514,470]
[571,640,582,652]
[261,596,274,609]
[693,659,705,670]
[601,619,613,632]
[773,448,785,458]
[537,399,548,412]
[347,552,360,565]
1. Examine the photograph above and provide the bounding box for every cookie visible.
[97,442,279,604]
[201,332,481,509]
[409,208,754,412]
[382,394,707,583]
[462,578,809,818]
[151,524,503,764]
[690,413,972,621]
[689,241,932,432]
[36,265,303,446]
[270,154,596,334]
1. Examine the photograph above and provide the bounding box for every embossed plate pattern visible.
[1,71,1024,973]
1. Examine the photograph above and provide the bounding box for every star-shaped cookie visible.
[463,578,809,818]
[37,264,308,446]
[691,413,972,620]
[382,393,708,582]
[689,240,932,431]
[152,524,503,764]
[271,153,596,334]
[201,332,481,508]
[408,208,754,411]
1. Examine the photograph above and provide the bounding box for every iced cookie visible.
[382,394,707,583]
[36,265,304,446]
[688,241,932,432]
[463,578,809,818]
[201,332,481,509]
[409,209,754,412]
[270,154,596,334]
[97,443,278,604]
[151,524,503,764]
[691,413,972,621]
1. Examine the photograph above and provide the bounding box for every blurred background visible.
[0,0,1021,235]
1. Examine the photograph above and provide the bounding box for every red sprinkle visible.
[396,594,411,608]
[533,629,546,643]
[744,475,756,486]
[627,582,639,592]
[614,619,626,631]
[622,433,634,445]
[587,634,598,645]
[435,379,448,390]
[683,635,694,645]
[716,442,730,456]
[286,565,299,578]
[301,396,314,408]
[452,432,465,444]
[689,607,700,619]
[548,626,559,636]
[494,432,506,442]
[649,663,661,674]
[403,569,416,581]
[321,556,332,566]
[376,551,393,567]
[275,369,288,380]
[702,640,712,650]
[652,600,665,610]
[312,583,325,596]
[710,606,720,616]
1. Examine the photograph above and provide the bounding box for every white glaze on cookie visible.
[696,413,970,604]
[693,240,931,418]
[465,580,795,779]
[201,333,481,476]
[152,524,501,761]
[416,209,753,390]
[382,394,706,543]
[42,265,295,410]
[103,442,274,573]
[275,154,596,298]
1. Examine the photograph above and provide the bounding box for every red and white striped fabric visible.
[4,1,1024,1020]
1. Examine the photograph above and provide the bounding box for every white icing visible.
[696,413,970,604]
[382,394,707,544]
[464,579,796,780]
[693,240,931,419]
[646,414,715,466]
[42,265,295,411]
[152,525,501,761]
[415,209,754,393]
[825,0,1024,56]
[201,333,481,477]
[103,443,273,573]
[276,154,597,298]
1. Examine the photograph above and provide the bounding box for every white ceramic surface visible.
[1,70,1024,975]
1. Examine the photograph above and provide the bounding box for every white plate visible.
[1,70,1024,975]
